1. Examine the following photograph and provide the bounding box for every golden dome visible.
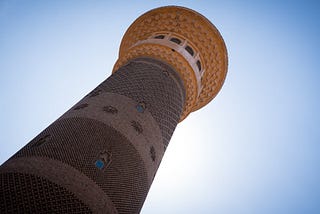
[113,6,228,121]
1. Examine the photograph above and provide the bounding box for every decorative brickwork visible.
[0,172,91,213]
[0,6,227,214]
[0,58,184,213]
[102,58,185,146]
[115,6,228,119]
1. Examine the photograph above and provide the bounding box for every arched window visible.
[154,35,165,39]
[185,45,194,56]
[170,37,181,44]
[196,60,202,71]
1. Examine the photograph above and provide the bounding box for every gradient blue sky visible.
[1,1,320,213]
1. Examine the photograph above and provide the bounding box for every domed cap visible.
[113,6,228,121]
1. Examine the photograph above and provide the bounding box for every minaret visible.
[0,6,227,214]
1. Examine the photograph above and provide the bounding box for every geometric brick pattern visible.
[12,117,150,214]
[0,57,185,213]
[59,92,164,184]
[0,6,227,213]
[102,57,185,146]
[0,172,91,213]
[113,44,196,120]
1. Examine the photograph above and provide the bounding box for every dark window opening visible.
[131,121,143,134]
[185,46,194,56]
[154,35,165,39]
[32,134,51,147]
[74,103,88,110]
[150,146,156,162]
[196,60,202,71]
[95,150,112,170]
[89,89,102,97]
[103,105,118,114]
[170,37,181,44]
[163,70,169,76]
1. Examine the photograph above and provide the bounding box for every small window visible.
[136,102,146,113]
[33,134,51,147]
[103,105,118,114]
[185,46,194,56]
[95,160,104,169]
[170,37,181,44]
[196,60,202,71]
[74,103,88,110]
[89,89,102,97]
[131,120,143,134]
[95,150,112,170]
[150,146,156,161]
[154,35,165,39]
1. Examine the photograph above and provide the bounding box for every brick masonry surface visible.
[0,57,185,214]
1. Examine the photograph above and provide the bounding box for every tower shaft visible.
[0,58,185,213]
[0,5,228,213]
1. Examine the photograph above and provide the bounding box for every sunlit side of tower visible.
[0,6,227,214]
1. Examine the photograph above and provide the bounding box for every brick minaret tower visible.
[0,6,227,214]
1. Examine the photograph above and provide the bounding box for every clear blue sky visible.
[1,1,319,213]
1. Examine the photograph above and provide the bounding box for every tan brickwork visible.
[114,6,228,121]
